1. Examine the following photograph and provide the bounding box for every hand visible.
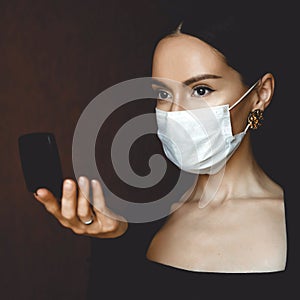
[33,176,128,238]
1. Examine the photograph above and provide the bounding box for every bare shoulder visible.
[146,190,287,273]
[235,195,287,272]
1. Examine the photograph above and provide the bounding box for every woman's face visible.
[151,33,254,134]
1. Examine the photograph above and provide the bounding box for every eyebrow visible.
[152,74,222,88]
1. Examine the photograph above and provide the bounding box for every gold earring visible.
[247,109,264,130]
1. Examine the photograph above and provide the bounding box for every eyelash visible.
[154,85,215,102]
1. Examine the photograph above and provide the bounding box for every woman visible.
[34,11,287,273]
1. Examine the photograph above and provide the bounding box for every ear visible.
[253,73,275,111]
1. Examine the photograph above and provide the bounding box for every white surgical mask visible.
[155,81,259,175]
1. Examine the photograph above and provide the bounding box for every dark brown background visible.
[1,1,298,299]
[0,1,173,298]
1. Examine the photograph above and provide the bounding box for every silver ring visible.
[82,215,94,225]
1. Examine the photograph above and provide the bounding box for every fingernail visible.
[35,189,43,197]
[65,180,73,190]
[78,176,85,185]
[91,179,97,186]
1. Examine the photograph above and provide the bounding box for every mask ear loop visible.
[243,122,251,132]
[228,80,260,111]
[228,80,260,133]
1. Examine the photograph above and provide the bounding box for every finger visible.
[77,176,94,224]
[91,179,126,223]
[61,179,78,224]
[34,188,62,219]
[90,179,107,216]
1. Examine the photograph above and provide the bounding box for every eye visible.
[155,90,172,101]
[192,86,214,97]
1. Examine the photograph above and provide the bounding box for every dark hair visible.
[157,3,280,86]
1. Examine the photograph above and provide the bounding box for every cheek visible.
[230,103,251,134]
[156,100,171,111]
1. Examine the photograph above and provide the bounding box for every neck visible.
[189,133,273,208]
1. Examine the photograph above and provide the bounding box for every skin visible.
[34,33,287,273]
[146,34,287,272]
[34,177,128,238]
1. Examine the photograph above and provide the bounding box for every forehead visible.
[152,34,229,81]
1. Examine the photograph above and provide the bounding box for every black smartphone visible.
[18,132,63,199]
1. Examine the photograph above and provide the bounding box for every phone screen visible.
[18,132,63,199]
